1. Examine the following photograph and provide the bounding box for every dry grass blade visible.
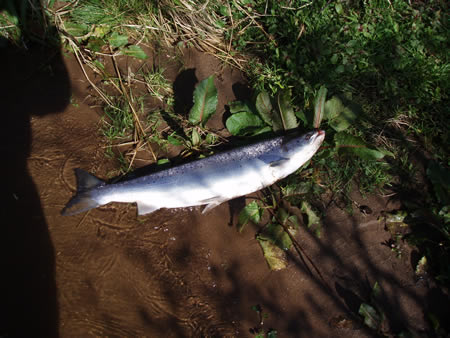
[109,49,157,162]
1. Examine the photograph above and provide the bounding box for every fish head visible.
[282,129,325,165]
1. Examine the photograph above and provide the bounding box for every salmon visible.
[62,130,325,216]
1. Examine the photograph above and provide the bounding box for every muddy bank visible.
[1,44,441,337]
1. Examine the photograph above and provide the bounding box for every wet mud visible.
[1,42,442,337]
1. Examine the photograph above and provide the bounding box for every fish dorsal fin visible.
[74,168,104,192]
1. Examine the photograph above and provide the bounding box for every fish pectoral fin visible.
[269,159,290,167]
[136,201,159,216]
[199,196,222,204]
[202,202,222,214]
[200,197,228,214]
[258,154,289,167]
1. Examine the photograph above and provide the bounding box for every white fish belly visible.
[102,159,273,209]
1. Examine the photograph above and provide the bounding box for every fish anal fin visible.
[136,201,159,215]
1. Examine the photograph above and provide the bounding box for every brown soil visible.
[1,40,444,337]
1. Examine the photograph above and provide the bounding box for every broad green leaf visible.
[314,86,327,128]
[238,201,262,232]
[257,239,288,271]
[191,128,200,146]
[167,133,183,146]
[252,126,273,136]
[108,32,128,48]
[329,107,356,131]
[277,89,298,130]
[324,96,345,120]
[229,100,254,114]
[300,201,321,229]
[225,112,264,136]
[335,3,343,14]
[121,45,148,59]
[358,303,382,330]
[335,132,386,160]
[258,223,293,250]
[189,75,218,125]
[295,110,308,127]
[255,91,273,125]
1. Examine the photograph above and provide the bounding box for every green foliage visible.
[313,86,327,128]
[121,45,147,59]
[277,89,298,130]
[225,88,299,136]
[226,112,265,136]
[189,75,218,126]
[238,200,263,232]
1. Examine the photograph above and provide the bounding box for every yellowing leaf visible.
[258,239,288,270]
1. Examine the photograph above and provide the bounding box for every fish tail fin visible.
[61,169,105,216]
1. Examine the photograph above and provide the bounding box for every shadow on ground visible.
[0,1,70,336]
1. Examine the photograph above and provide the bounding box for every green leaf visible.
[255,91,273,126]
[108,32,128,48]
[300,201,321,229]
[225,112,264,136]
[167,133,183,146]
[267,330,278,338]
[237,201,262,232]
[314,86,327,128]
[277,89,298,130]
[229,100,254,114]
[64,22,89,37]
[295,110,308,127]
[191,128,200,146]
[157,158,170,165]
[335,132,386,160]
[121,45,148,59]
[86,37,104,52]
[358,303,382,330]
[252,126,273,135]
[258,223,293,251]
[324,96,345,120]
[257,239,288,271]
[329,107,356,131]
[189,75,218,125]
[92,25,110,38]
[205,133,216,145]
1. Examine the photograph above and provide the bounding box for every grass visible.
[2,0,449,322]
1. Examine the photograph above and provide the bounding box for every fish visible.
[62,130,325,216]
